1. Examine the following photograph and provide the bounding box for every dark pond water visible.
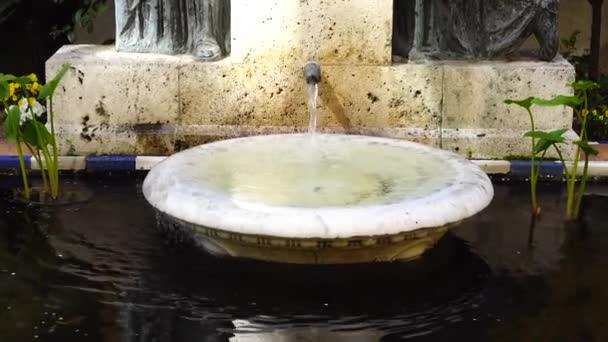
[1,173,608,341]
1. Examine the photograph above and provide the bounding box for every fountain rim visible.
[142,133,494,240]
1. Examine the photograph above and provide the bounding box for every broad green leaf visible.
[504,97,535,110]
[575,140,599,156]
[570,80,598,91]
[533,139,553,155]
[524,128,568,142]
[34,120,52,145]
[0,74,16,82]
[21,121,39,146]
[524,129,568,155]
[4,105,21,142]
[531,95,581,108]
[22,120,52,147]
[14,75,35,85]
[0,79,8,99]
[39,64,70,100]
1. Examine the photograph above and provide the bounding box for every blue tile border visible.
[85,155,136,171]
[510,160,563,176]
[0,155,607,177]
[0,156,30,170]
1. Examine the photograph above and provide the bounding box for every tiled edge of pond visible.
[0,155,608,177]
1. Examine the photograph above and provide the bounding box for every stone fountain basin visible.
[143,134,494,264]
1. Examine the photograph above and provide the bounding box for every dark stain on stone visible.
[367,92,379,103]
[77,69,85,84]
[389,98,404,108]
[414,90,421,98]
[132,122,169,134]
[95,101,109,117]
[137,134,171,155]
[175,136,223,152]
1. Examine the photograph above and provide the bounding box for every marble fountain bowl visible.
[143,134,494,264]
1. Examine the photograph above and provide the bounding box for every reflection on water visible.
[1,175,608,341]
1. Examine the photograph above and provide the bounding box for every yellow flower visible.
[27,73,37,82]
[592,109,598,117]
[28,97,36,105]
[32,82,42,94]
[582,108,589,117]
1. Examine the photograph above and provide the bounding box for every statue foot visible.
[195,39,222,61]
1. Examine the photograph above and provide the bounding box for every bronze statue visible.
[393,0,560,61]
[115,0,230,60]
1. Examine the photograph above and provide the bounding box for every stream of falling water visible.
[307,82,318,134]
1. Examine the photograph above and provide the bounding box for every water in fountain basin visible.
[307,83,318,134]
[188,135,452,208]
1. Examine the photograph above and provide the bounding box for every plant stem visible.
[574,153,590,219]
[14,141,30,199]
[27,100,58,199]
[527,108,539,215]
[554,144,569,176]
[573,91,591,220]
[566,89,589,221]
[25,143,48,193]
[48,97,59,198]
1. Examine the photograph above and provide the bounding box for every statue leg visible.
[533,0,559,61]
[193,0,222,60]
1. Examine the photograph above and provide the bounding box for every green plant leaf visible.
[570,80,598,91]
[533,139,553,155]
[531,95,582,108]
[504,97,535,110]
[524,128,568,141]
[38,64,70,100]
[0,79,8,99]
[4,105,21,143]
[575,140,599,156]
[0,73,17,99]
[524,129,568,155]
[0,73,16,82]
[13,74,35,85]
[21,120,39,146]
[22,120,52,147]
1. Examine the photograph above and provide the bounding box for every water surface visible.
[1,174,608,341]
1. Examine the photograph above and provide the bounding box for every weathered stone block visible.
[46,45,179,155]
[178,59,442,131]
[230,0,393,65]
[46,45,577,159]
[441,128,578,159]
[442,57,575,130]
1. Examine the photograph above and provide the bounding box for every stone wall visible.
[48,0,576,159]
[76,0,608,73]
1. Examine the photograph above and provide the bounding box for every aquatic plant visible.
[0,64,70,200]
[504,97,544,216]
[506,80,606,221]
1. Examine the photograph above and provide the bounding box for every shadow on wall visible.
[0,0,115,81]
